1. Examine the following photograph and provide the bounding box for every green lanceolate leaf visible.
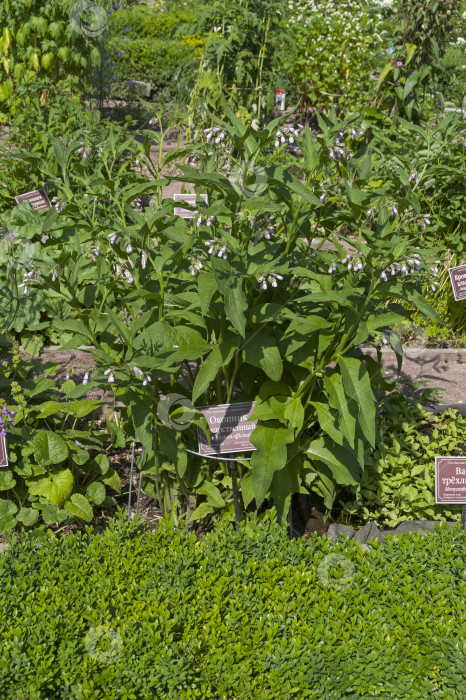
[197,481,226,509]
[192,343,237,403]
[243,332,283,381]
[338,356,376,448]
[211,256,248,337]
[306,437,360,486]
[250,423,294,507]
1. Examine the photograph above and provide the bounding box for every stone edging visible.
[324,519,461,552]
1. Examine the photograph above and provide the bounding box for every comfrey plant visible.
[8,107,442,528]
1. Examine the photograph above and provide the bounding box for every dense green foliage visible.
[341,404,466,527]
[0,513,465,698]
[0,341,124,531]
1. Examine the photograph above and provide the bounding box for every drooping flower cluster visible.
[114,257,134,284]
[408,171,420,185]
[329,130,354,161]
[104,368,115,383]
[274,125,302,148]
[51,196,62,213]
[205,126,227,146]
[203,127,232,174]
[189,261,203,276]
[0,404,15,438]
[132,366,152,386]
[258,272,284,290]
[251,214,277,245]
[329,251,364,273]
[18,269,37,295]
[205,240,228,259]
[379,252,422,282]
[419,213,431,229]
[196,215,215,228]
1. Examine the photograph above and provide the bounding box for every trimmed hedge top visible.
[0,513,465,699]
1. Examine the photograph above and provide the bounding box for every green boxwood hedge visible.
[0,512,465,698]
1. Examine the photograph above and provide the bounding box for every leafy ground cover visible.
[0,513,465,699]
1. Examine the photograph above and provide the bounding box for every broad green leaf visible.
[338,357,376,448]
[250,423,294,507]
[101,467,121,493]
[323,373,357,448]
[33,430,69,465]
[243,332,283,381]
[40,504,70,524]
[0,499,17,517]
[211,256,248,337]
[86,481,106,505]
[197,482,226,509]
[192,343,236,403]
[189,502,214,521]
[16,507,39,526]
[198,271,217,316]
[27,468,74,507]
[306,437,360,485]
[309,402,344,446]
[284,398,304,432]
[0,470,16,491]
[159,428,188,478]
[107,421,126,449]
[270,455,302,524]
[64,493,93,522]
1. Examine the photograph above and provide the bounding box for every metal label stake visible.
[227,455,240,531]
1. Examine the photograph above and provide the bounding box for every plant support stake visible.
[228,455,240,531]
[462,505,466,532]
[127,438,136,520]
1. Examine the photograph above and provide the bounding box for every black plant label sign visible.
[15,189,51,211]
[197,402,257,455]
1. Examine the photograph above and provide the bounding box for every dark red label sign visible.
[0,436,8,467]
[448,265,466,302]
[15,189,51,211]
[174,193,208,218]
[435,457,466,503]
[197,402,257,455]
